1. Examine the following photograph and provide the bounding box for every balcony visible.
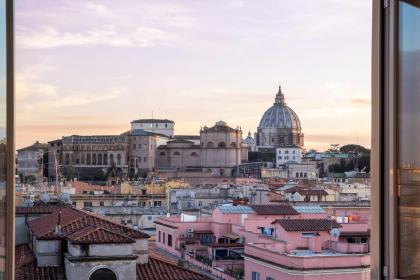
[329,241,369,254]
[244,243,370,270]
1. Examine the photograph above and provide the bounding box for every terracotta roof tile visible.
[66,225,135,244]
[136,257,211,280]
[16,263,64,280]
[272,219,341,231]
[249,205,299,215]
[16,206,58,215]
[15,244,33,270]
[28,206,150,240]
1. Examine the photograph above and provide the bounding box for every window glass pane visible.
[0,0,6,277]
[398,1,420,278]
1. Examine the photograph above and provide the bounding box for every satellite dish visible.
[330,228,341,238]
[40,193,50,204]
[58,192,71,204]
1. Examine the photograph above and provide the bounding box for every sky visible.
[15,0,372,150]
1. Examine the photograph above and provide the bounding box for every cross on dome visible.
[275,84,286,105]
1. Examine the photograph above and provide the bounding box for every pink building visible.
[155,204,370,280]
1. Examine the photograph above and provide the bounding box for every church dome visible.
[244,131,255,145]
[258,86,301,131]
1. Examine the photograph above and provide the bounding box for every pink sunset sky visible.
[15,0,372,150]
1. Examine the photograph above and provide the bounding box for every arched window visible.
[218,142,226,148]
[300,172,304,178]
[230,142,237,148]
[98,154,102,165]
[92,153,97,165]
[89,268,117,280]
[86,154,91,165]
[130,158,134,167]
[173,151,181,156]
[207,141,214,148]
[103,154,108,165]
[191,152,198,157]
[117,154,122,165]
[296,172,299,178]
[160,152,166,156]
[110,154,114,165]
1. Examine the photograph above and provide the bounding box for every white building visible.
[276,147,302,167]
[339,182,371,201]
[130,119,175,137]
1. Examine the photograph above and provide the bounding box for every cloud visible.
[16,25,172,49]
[43,89,120,108]
[83,2,108,15]
[349,98,371,106]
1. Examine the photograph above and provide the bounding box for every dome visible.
[258,86,301,131]
[244,131,256,145]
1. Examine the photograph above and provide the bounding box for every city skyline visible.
[15,0,372,150]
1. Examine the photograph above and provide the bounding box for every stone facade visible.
[59,135,129,178]
[17,141,49,181]
[48,119,250,180]
[157,121,249,177]
[131,119,175,137]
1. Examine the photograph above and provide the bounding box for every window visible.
[144,157,147,162]
[198,201,202,207]
[168,234,172,247]
[147,216,152,220]
[84,201,93,208]
[397,1,420,277]
[252,272,260,280]
[266,277,275,280]
[207,141,214,148]
[158,231,161,242]
[117,154,121,165]
[89,268,117,280]
[154,201,161,207]
[163,233,166,244]
[218,142,226,148]
[99,201,104,206]
[133,144,136,150]
[173,151,181,156]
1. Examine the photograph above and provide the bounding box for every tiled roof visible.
[217,205,254,214]
[292,205,325,214]
[17,141,49,152]
[28,207,150,241]
[136,256,211,280]
[16,205,58,215]
[16,263,64,280]
[130,129,168,138]
[131,119,174,124]
[15,244,33,270]
[249,205,299,215]
[172,135,201,140]
[167,138,194,144]
[66,225,135,244]
[272,219,341,231]
[28,207,85,238]
[286,188,329,196]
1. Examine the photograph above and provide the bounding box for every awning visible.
[222,233,240,240]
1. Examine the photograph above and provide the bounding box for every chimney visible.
[54,210,63,236]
